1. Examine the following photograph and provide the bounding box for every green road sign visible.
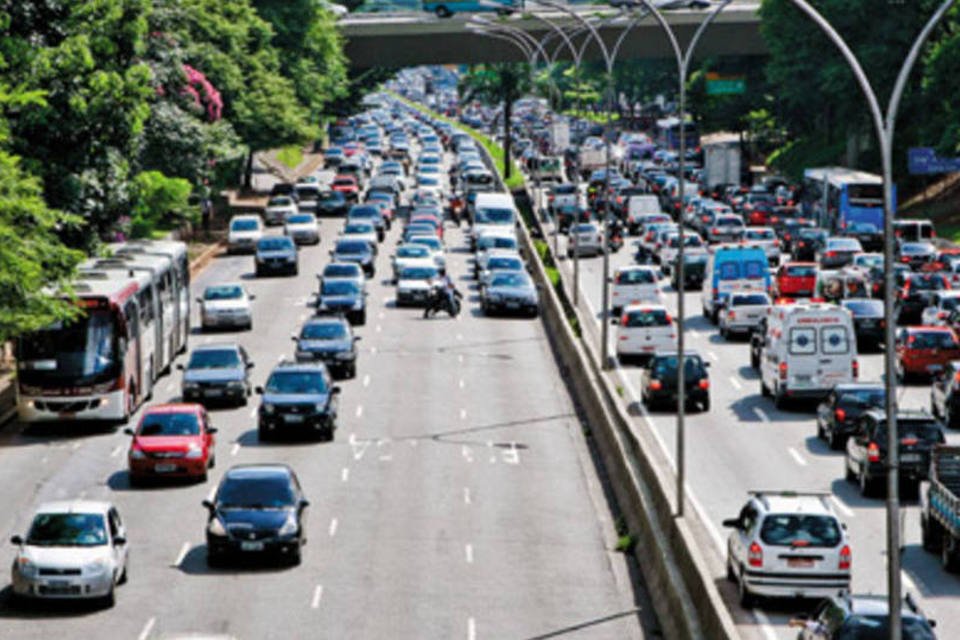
[706,77,746,96]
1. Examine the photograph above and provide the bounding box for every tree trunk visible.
[503,95,513,183]
[243,149,255,191]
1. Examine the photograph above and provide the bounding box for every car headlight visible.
[227,380,245,389]
[185,443,204,459]
[85,558,109,575]
[16,556,37,578]
[286,255,296,263]
[487,293,502,302]
[207,517,226,537]
[278,514,298,537]
[314,402,328,413]
[129,447,146,460]
[183,382,200,390]
[262,403,275,415]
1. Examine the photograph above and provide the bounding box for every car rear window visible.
[909,331,959,349]
[839,615,936,640]
[717,217,743,226]
[732,294,770,306]
[908,275,947,291]
[785,265,817,277]
[837,388,885,409]
[625,309,671,327]
[618,269,656,285]
[759,514,841,548]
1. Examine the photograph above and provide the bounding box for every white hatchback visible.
[227,215,263,254]
[615,304,677,364]
[611,265,662,314]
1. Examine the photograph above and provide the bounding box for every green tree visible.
[459,64,531,181]
[128,170,193,238]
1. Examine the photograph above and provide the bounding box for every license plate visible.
[205,389,223,397]
[506,302,520,309]
[642,346,654,352]
[48,580,71,588]
[240,541,264,552]
[283,414,304,423]
[928,364,943,372]
[902,453,922,463]
[795,375,812,382]
[787,558,814,568]
[59,412,76,419]
[155,464,177,473]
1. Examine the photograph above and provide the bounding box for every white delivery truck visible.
[701,132,741,191]
[759,302,858,409]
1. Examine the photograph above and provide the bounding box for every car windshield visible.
[830,239,861,250]
[401,266,438,280]
[269,197,293,206]
[841,300,884,315]
[27,513,108,547]
[837,615,936,640]
[902,243,932,254]
[625,309,670,327]
[139,412,200,436]
[301,322,348,340]
[475,208,514,225]
[650,356,705,378]
[909,276,946,291]
[231,219,259,232]
[336,241,368,255]
[345,223,374,234]
[320,191,343,202]
[204,286,242,301]
[189,348,241,369]
[759,514,841,547]
[491,273,528,288]
[838,388,885,409]
[287,215,314,225]
[618,269,656,284]
[848,222,879,233]
[265,371,327,394]
[410,237,441,250]
[732,294,770,305]
[745,230,775,240]
[909,331,958,349]
[217,476,296,510]
[668,235,703,248]
[321,280,359,296]
[397,246,429,258]
[258,238,293,251]
[18,309,119,386]
[487,257,523,271]
[717,217,743,226]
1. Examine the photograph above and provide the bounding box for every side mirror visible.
[255,386,264,395]
[354,336,363,342]
[249,294,257,301]
[721,517,740,529]
[206,426,218,435]
[123,428,135,436]
[202,500,215,511]
[112,536,126,546]
[195,297,203,304]
[291,334,299,341]
[704,362,711,368]
[176,363,184,371]
[331,386,342,395]
[610,317,619,325]
[300,499,311,510]
[10,535,22,545]
[246,362,255,369]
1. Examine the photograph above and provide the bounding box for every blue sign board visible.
[908,147,960,175]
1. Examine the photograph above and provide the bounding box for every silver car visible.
[10,501,129,606]
[283,213,320,245]
[567,222,603,258]
[198,283,254,331]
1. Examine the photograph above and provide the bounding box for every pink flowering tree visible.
[181,64,223,122]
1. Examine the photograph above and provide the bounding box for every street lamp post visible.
[779,2,956,634]
[633,0,732,518]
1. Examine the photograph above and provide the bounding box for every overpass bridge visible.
[339,2,765,68]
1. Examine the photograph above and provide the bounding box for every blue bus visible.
[655,116,699,152]
[423,0,516,17]
[801,167,896,234]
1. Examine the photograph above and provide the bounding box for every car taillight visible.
[779,361,788,381]
[867,442,881,462]
[825,251,837,258]
[698,379,709,390]
[712,227,719,234]
[835,408,846,423]
[852,360,859,379]
[748,542,763,568]
[901,437,918,445]
[798,241,806,247]
[727,310,736,320]
[839,544,851,570]
[649,379,663,391]
[702,215,710,222]
[901,256,912,263]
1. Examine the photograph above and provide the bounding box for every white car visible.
[475,230,519,277]
[479,251,525,289]
[723,491,851,606]
[567,222,603,258]
[921,290,960,326]
[226,215,263,254]
[391,243,433,284]
[841,252,883,278]
[283,213,320,245]
[396,261,440,307]
[198,283,254,331]
[614,304,677,364]
[611,265,662,313]
[407,235,446,272]
[264,196,298,226]
[743,227,781,266]
[10,501,129,605]
[719,291,771,339]
[659,232,706,275]
[340,221,379,250]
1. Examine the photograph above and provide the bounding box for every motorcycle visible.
[423,286,463,318]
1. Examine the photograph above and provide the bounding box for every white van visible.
[759,302,858,408]
[471,192,517,249]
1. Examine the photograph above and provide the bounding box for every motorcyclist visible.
[424,274,462,318]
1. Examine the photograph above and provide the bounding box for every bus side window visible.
[180,256,190,288]
[124,301,140,339]
[159,271,173,306]
[140,289,154,324]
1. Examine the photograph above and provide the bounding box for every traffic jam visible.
[8,92,540,609]
[408,76,955,634]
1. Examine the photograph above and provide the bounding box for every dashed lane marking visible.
[172,542,190,567]
[138,617,157,640]
[311,585,324,609]
[787,447,808,466]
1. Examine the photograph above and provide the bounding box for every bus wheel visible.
[435,5,451,17]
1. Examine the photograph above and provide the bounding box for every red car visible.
[896,326,960,380]
[331,175,359,202]
[126,404,216,484]
[774,262,818,298]
[342,141,363,157]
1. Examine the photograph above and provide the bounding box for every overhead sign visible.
[705,72,745,96]
[908,147,960,175]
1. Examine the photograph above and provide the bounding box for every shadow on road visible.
[177,544,297,576]
[0,586,108,619]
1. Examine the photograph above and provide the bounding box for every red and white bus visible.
[17,274,151,423]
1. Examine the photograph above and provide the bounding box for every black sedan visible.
[316,190,349,217]
[316,278,367,325]
[840,298,885,351]
[256,361,340,441]
[179,343,254,407]
[293,316,360,379]
[791,228,828,261]
[203,464,309,566]
[816,383,885,450]
[844,221,883,252]
[330,239,376,277]
[640,352,710,412]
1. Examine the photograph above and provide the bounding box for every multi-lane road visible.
[539,196,960,638]
[0,161,651,638]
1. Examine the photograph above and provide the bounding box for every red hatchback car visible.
[896,326,960,380]
[126,404,216,484]
[774,262,818,298]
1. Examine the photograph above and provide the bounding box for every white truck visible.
[701,132,741,190]
[577,136,623,179]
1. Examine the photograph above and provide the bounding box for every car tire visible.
[738,566,754,608]
[288,545,303,566]
[773,386,786,410]
[701,397,710,412]
[942,536,960,573]
[356,311,366,326]
[258,424,271,442]
[101,587,116,609]
[750,350,759,370]
[828,429,843,451]
[198,469,208,484]
[922,513,943,553]
[118,562,128,585]
[760,379,770,398]
[206,551,223,569]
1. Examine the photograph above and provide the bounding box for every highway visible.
[539,195,960,638]
[0,160,650,638]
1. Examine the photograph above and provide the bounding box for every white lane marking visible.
[464,488,472,505]
[172,542,190,567]
[502,442,520,465]
[467,617,476,640]
[110,445,123,458]
[458,378,465,389]
[787,447,808,467]
[458,354,464,364]
[277,354,285,362]
[231,443,240,456]
[728,376,742,390]
[348,433,370,460]
[459,408,467,420]
[362,374,371,388]
[370,346,377,354]
[465,544,474,564]
[311,585,324,609]
[329,518,338,537]
[830,495,855,519]
[138,617,157,640]
[376,324,382,333]
[206,485,216,503]
[753,406,770,422]
[249,406,257,418]
[456,333,463,341]
[355,405,363,418]
[341,467,349,482]
[378,311,385,320]
[462,444,473,462]
[752,609,780,640]
[706,350,719,362]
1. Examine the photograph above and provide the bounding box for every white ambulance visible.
[759,302,858,409]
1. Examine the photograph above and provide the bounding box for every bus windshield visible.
[18,309,120,387]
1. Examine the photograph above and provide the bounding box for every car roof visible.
[192,342,242,352]
[223,464,294,480]
[757,494,833,516]
[35,500,113,516]
[142,402,204,415]
[272,361,327,373]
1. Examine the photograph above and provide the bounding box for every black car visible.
[179,343,254,407]
[792,593,937,639]
[316,190,349,217]
[816,383,885,450]
[556,204,590,233]
[840,298,885,350]
[256,361,340,441]
[330,239,376,277]
[844,409,945,497]
[293,316,359,379]
[316,277,367,325]
[670,251,707,291]
[931,360,960,428]
[898,272,950,325]
[203,464,309,566]
[255,236,298,277]
[347,204,387,242]
[775,217,816,253]
[791,228,828,261]
[269,182,298,203]
[844,221,883,252]
[640,352,710,412]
